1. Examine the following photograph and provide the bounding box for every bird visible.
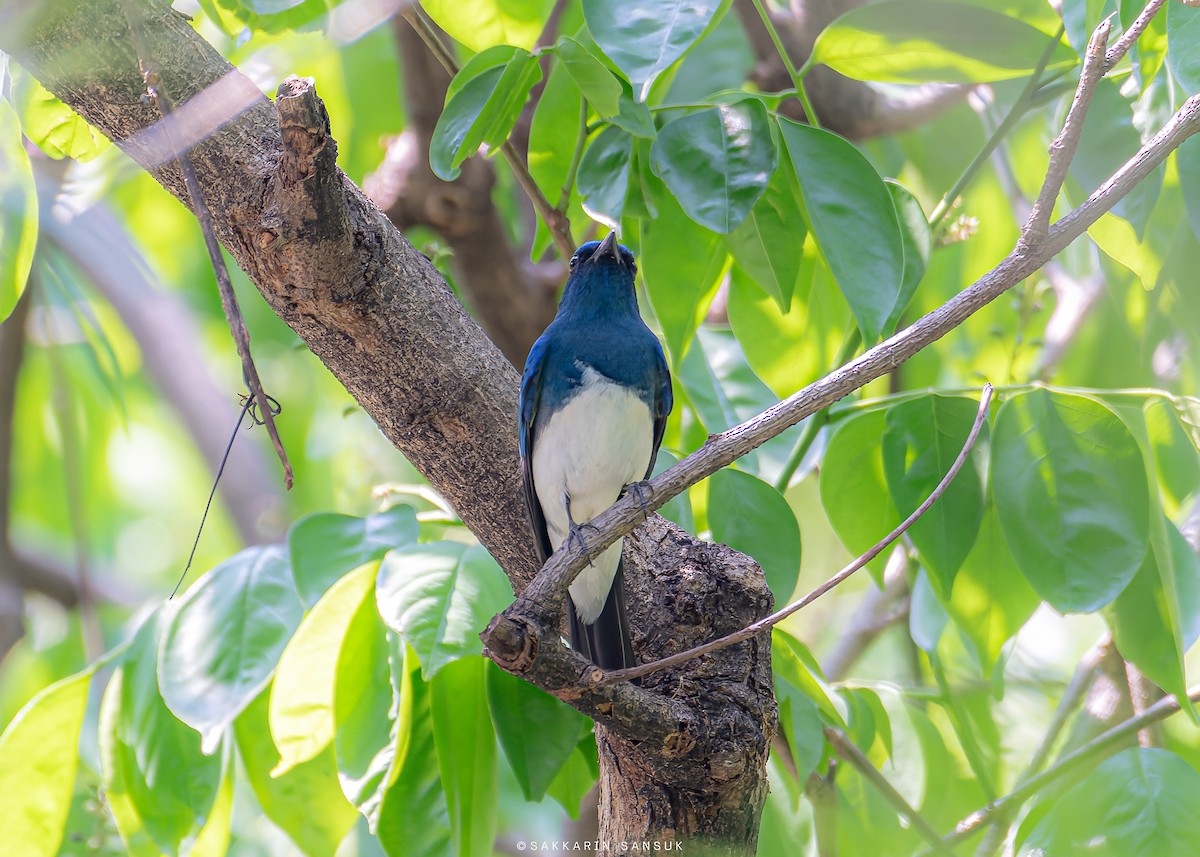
[518,231,673,673]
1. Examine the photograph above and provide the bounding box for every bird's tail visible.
[568,561,635,674]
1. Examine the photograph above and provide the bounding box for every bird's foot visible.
[623,480,653,521]
[567,520,599,566]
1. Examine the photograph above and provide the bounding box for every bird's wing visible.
[645,340,673,479]
[519,336,554,563]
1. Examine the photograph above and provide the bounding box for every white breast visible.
[532,365,654,623]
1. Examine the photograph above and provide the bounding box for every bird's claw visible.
[568,521,599,566]
[624,480,653,522]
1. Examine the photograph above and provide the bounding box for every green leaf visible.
[375,542,513,679]
[642,193,726,364]
[1167,1,1200,95]
[726,156,806,311]
[556,36,621,116]
[819,409,901,583]
[609,80,658,138]
[708,468,801,600]
[159,545,304,754]
[726,256,851,398]
[419,0,557,52]
[0,667,93,857]
[430,46,542,181]
[577,125,634,230]
[774,677,825,783]
[289,506,418,608]
[270,562,378,776]
[210,0,327,33]
[333,580,394,824]
[947,505,1040,676]
[991,390,1150,613]
[650,100,776,234]
[431,657,497,857]
[9,69,109,161]
[813,0,1077,83]
[376,643,451,857]
[486,663,588,802]
[772,629,845,726]
[546,737,599,819]
[234,689,357,857]
[779,118,904,344]
[909,567,949,653]
[1020,749,1200,856]
[1109,521,1200,710]
[100,614,224,856]
[0,100,37,323]
[881,395,986,597]
[583,0,727,100]
[528,63,586,260]
[1143,397,1200,515]
[883,180,932,334]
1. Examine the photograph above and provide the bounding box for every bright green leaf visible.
[948,505,1039,676]
[991,390,1150,613]
[528,63,586,260]
[420,0,556,52]
[813,0,1077,83]
[881,395,986,597]
[376,643,451,857]
[0,668,93,857]
[235,689,356,857]
[1020,749,1200,856]
[430,46,542,181]
[375,542,513,679]
[708,468,801,600]
[100,614,223,855]
[430,657,497,857]
[779,118,904,344]
[289,506,418,608]
[642,193,726,364]
[883,180,931,334]
[545,736,599,820]
[159,545,304,754]
[820,409,900,583]
[9,69,109,161]
[1167,1,1200,95]
[0,100,36,323]
[650,100,776,234]
[486,663,588,802]
[577,125,634,230]
[583,0,727,100]
[556,36,621,116]
[726,156,806,311]
[333,580,393,824]
[270,562,378,776]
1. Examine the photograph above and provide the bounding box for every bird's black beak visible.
[595,231,619,262]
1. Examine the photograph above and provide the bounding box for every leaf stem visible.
[750,0,820,129]
[558,98,588,212]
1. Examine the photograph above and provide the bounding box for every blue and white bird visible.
[519,232,673,672]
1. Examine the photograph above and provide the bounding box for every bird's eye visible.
[569,254,579,270]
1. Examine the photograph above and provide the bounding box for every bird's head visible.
[569,231,636,277]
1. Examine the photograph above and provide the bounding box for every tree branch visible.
[588,384,992,686]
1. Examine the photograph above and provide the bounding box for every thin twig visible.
[1103,0,1169,71]
[121,0,293,489]
[925,682,1200,854]
[826,728,958,857]
[1024,18,1112,239]
[400,6,576,260]
[928,24,1065,232]
[599,384,993,685]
